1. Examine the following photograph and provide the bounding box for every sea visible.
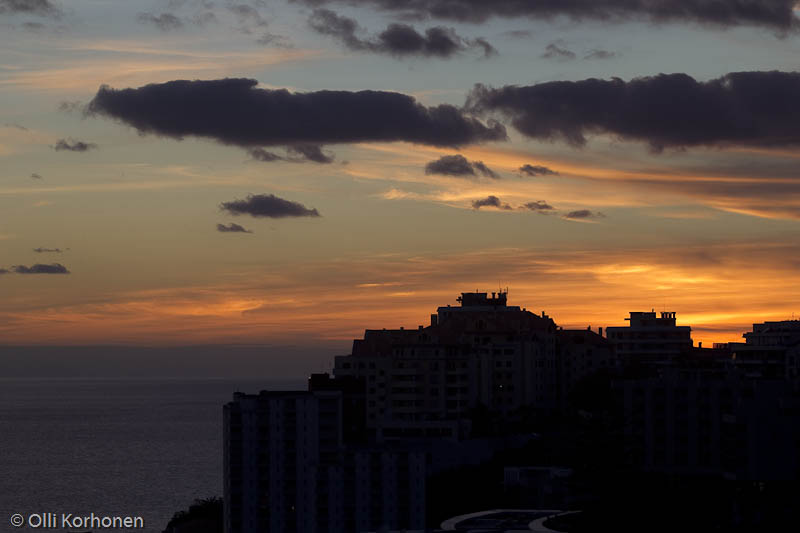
[0,378,305,532]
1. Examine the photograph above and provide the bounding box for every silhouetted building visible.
[224,389,428,533]
[308,373,368,444]
[728,319,800,380]
[606,311,692,364]
[555,328,616,408]
[617,366,800,480]
[333,291,559,440]
[224,390,344,533]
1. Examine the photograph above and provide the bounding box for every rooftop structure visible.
[605,311,692,363]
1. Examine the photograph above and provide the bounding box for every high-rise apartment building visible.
[333,291,560,440]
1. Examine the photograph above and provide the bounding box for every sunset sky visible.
[3,0,800,355]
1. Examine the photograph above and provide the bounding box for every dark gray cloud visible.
[291,0,800,31]
[425,154,498,178]
[227,3,268,33]
[87,78,505,148]
[33,247,62,253]
[0,268,8,275]
[58,100,83,113]
[220,194,321,218]
[137,12,184,31]
[256,32,292,47]
[287,144,335,164]
[53,138,97,152]
[425,154,473,176]
[474,38,497,57]
[191,11,218,26]
[563,209,605,220]
[471,160,499,179]
[584,48,616,60]
[30,173,42,180]
[21,21,44,31]
[0,0,60,17]
[248,144,335,163]
[541,43,575,60]
[308,8,495,58]
[248,148,283,162]
[217,222,253,233]
[522,201,555,212]
[520,164,559,177]
[505,29,533,38]
[12,263,70,274]
[472,195,512,210]
[466,71,800,151]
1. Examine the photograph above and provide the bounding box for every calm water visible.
[0,378,304,532]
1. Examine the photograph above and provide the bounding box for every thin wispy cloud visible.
[217,222,253,233]
[137,12,184,32]
[53,138,97,152]
[563,209,606,221]
[12,263,70,274]
[519,164,558,177]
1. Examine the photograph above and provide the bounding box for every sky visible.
[3,0,800,362]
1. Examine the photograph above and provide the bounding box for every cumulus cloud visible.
[217,222,253,233]
[12,263,70,274]
[33,247,62,253]
[472,195,512,210]
[220,194,321,218]
[308,8,495,58]
[0,0,61,17]
[137,12,184,31]
[466,71,800,151]
[522,201,555,212]
[520,164,559,177]
[425,154,498,178]
[290,0,800,31]
[53,138,97,152]
[87,78,506,148]
[563,209,605,220]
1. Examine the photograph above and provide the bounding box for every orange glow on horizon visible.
[3,242,799,348]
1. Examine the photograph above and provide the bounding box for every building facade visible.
[333,292,560,440]
[606,311,692,364]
